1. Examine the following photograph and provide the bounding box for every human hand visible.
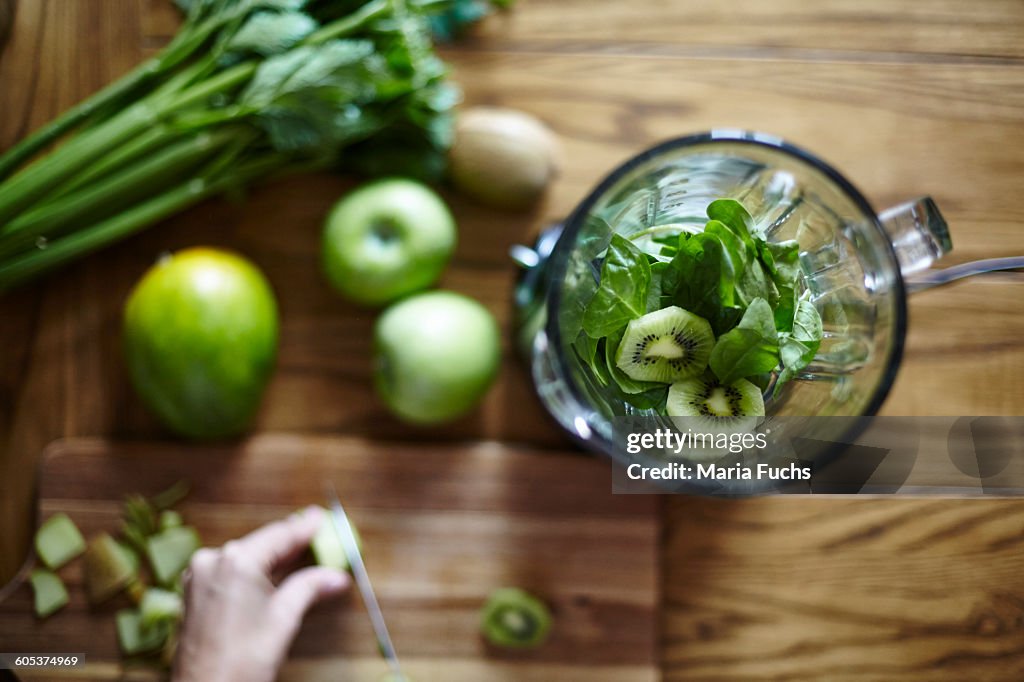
[172,506,350,682]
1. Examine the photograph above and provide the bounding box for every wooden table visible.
[3,1,1024,679]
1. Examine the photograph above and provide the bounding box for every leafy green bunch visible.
[0,0,506,290]
[575,198,824,412]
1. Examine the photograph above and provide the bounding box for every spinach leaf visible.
[707,198,757,250]
[774,336,815,398]
[647,261,667,313]
[748,372,775,393]
[621,384,670,412]
[773,284,797,333]
[587,339,613,388]
[759,239,801,287]
[582,234,650,338]
[560,215,611,343]
[573,329,600,366]
[662,231,737,336]
[704,219,747,279]
[772,293,823,397]
[791,292,823,349]
[706,203,780,309]
[734,256,779,309]
[651,232,683,247]
[709,297,780,384]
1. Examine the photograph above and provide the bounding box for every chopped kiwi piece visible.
[159,510,183,530]
[616,307,715,383]
[116,608,169,656]
[146,526,200,586]
[35,513,86,570]
[309,506,360,571]
[30,569,69,618]
[480,587,553,649]
[667,374,765,418]
[84,533,138,604]
[140,588,183,628]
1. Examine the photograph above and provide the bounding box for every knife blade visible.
[324,483,404,680]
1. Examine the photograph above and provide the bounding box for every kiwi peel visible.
[480,587,553,649]
[615,306,715,383]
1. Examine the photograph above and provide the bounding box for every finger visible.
[234,506,324,572]
[181,547,218,593]
[272,566,350,637]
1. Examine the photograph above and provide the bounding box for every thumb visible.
[272,567,350,636]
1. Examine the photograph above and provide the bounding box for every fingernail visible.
[302,505,322,520]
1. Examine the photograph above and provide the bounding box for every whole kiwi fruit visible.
[449,106,560,210]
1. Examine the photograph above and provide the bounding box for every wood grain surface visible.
[1,1,1024,680]
[2,436,659,681]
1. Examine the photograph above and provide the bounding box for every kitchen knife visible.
[324,483,405,681]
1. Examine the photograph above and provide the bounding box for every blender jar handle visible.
[881,197,1024,293]
[878,197,952,277]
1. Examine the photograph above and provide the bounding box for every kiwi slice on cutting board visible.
[480,587,553,649]
[35,512,86,570]
[30,569,69,619]
[615,306,714,383]
[84,533,138,604]
[667,374,765,419]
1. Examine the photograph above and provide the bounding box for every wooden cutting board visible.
[0,436,659,681]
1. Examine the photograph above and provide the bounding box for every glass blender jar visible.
[514,131,958,482]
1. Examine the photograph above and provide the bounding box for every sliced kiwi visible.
[139,587,183,629]
[116,608,170,656]
[84,533,138,604]
[308,505,361,571]
[35,512,86,570]
[615,306,714,383]
[667,374,765,418]
[30,569,69,619]
[146,526,200,587]
[480,587,553,649]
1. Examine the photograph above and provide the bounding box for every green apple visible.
[322,178,456,307]
[374,291,500,424]
[123,248,279,439]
